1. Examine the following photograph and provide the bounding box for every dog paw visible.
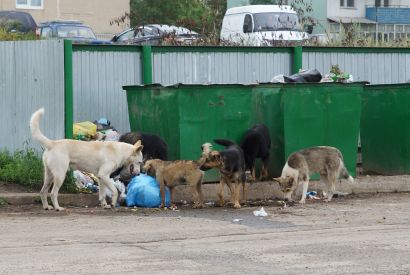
[44,205,54,210]
[55,207,66,212]
[234,203,241,209]
[299,199,306,204]
[103,204,112,209]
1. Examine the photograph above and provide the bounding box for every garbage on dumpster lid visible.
[321,64,353,83]
[270,69,322,83]
[126,173,171,208]
[270,74,286,83]
[253,207,268,217]
[284,69,322,83]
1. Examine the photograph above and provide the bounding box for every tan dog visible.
[30,108,144,211]
[143,159,205,209]
[273,146,354,204]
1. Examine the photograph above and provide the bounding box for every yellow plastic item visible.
[73,121,97,140]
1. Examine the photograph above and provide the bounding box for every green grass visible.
[0,147,78,193]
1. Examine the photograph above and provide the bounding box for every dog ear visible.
[133,140,144,154]
[272,177,280,183]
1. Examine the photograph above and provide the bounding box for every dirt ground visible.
[1,192,410,274]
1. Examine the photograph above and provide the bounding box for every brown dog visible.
[200,140,246,209]
[143,159,205,209]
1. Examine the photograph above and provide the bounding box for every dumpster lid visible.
[123,82,368,90]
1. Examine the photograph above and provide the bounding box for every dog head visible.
[200,149,224,170]
[142,159,164,177]
[121,140,144,179]
[272,176,296,196]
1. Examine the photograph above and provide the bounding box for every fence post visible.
[142,45,153,84]
[292,46,303,74]
[64,40,73,139]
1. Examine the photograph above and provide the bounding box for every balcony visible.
[366,6,410,24]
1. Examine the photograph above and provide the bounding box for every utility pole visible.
[375,5,378,46]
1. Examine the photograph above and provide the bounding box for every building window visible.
[340,0,355,8]
[16,0,43,10]
[375,0,389,7]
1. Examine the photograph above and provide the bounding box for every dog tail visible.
[30,108,53,149]
[214,139,236,147]
[340,163,354,183]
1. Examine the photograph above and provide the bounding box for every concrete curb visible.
[1,175,409,207]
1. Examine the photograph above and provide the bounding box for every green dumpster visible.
[124,84,284,182]
[124,82,363,182]
[361,84,410,175]
[283,83,363,177]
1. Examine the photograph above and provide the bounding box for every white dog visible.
[30,108,144,211]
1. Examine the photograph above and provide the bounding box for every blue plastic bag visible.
[126,174,170,208]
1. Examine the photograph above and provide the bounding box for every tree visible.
[112,0,226,38]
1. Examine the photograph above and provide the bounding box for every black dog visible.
[111,131,168,185]
[119,131,168,161]
[240,124,271,181]
[201,139,246,208]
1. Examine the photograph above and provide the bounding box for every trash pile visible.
[73,117,120,142]
[270,65,353,84]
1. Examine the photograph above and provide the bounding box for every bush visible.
[0,147,78,193]
[0,27,36,41]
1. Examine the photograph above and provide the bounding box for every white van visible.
[220,5,308,46]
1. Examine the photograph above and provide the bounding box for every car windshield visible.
[253,12,301,32]
[56,25,96,39]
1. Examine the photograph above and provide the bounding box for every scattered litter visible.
[73,170,99,193]
[105,179,127,205]
[333,191,349,198]
[253,207,268,217]
[233,218,243,223]
[307,191,321,200]
[205,201,215,206]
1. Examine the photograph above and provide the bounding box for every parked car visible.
[220,5,308,46]
[111,24,200,45]
[0,10,37,33]
[36,20,111,44]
